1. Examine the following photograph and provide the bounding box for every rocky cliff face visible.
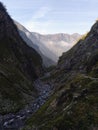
[58,21,98,73]
[0,2,43,114]
[24,21,98,130]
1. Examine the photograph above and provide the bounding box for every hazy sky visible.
[1,0,98,34]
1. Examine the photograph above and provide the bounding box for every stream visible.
[0,79,53,130]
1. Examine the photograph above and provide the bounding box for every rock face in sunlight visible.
[24,21,98,130]
[0,2,43,114]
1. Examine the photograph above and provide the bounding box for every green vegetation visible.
[23,73,98,130]
[0,37,42,114]
[0,3,98,130]
[0,63,36,114]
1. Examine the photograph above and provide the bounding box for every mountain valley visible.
[0,2,97,130]
[15,21,81,67]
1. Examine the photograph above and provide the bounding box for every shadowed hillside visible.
[0,2,43,114]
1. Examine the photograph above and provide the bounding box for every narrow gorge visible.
[0,2,97,130]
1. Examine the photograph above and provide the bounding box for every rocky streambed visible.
[0,79,53,130]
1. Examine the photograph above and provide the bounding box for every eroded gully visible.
[0,79,53,130]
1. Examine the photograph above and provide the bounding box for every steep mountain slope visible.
[15,21,81,64]
[24,21,98,130]
[32,32,81,61]
[15,21,56,67]
[0,2,43,114]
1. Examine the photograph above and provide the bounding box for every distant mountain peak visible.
[15,21,81,66]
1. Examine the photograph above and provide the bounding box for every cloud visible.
[23,6,52,33]
[32,7,51,19]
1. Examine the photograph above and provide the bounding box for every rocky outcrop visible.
[58,21,98,73]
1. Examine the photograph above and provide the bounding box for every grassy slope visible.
[0,38,40,114]
[24,71,98,130]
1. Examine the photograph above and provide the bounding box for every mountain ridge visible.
[32,31,81,59]
[15,21,56,67]
[15,21,81,65]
